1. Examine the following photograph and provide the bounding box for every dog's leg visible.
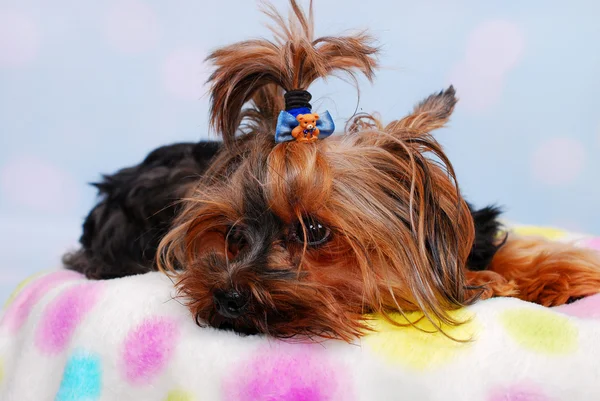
[465,270,519,301]
[477,236,600,306]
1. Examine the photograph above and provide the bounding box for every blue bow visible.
[275,110,335,143]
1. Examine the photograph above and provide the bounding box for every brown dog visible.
[156,0,600,340]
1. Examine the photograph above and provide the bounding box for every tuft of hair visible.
[206,0,379,146]
[237,84,285,138]
[386,85,458,134]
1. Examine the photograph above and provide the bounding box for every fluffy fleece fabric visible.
[1,226,599,401]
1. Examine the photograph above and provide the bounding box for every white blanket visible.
[1,225,599,401]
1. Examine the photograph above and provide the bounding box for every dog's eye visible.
[295,218,331,247]
[226,226,247,255]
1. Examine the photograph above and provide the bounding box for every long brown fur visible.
[156,0,600,341]
[482,236,600,306]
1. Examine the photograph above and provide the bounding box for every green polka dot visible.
[499,308,578,354]
[364,309,479,371]
[512,226,566,241]
[165,390,193,401]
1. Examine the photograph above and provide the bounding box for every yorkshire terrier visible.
[64,0,600,341]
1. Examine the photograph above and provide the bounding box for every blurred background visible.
[1,0,599,303]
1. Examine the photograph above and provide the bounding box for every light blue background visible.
[1,0,599,302]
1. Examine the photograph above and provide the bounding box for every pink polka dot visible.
[104,0,159,53]
[223,344,354,401]
[464,20,525,77]
[0,9,39,67]
[1,270,82,333]
[122,317,180,384]
[488,383,554,401]
[531,138,586,186]
[554,294,600,319]
[447,19,525,113]
[579,237,600,251]
[35,282,103,354]
[0,155,80,213]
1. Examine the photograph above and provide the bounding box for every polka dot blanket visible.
[1,225,600,401]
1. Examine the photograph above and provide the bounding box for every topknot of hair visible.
[206,0,379,147]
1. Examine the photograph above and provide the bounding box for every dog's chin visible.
[200,305,367,341]
[205,311,264,336]
[214,320,260,336]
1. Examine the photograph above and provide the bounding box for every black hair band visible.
[284,90,312,111]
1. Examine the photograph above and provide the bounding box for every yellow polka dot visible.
[363,309,479,371]
[0,358,4,384]
[511,226,566,241]
[165,390,193,401]
[3,272,45,309]
[3,270,62,310]
[499,308,578,354]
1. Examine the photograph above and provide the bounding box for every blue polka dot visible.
[55,350,102,401]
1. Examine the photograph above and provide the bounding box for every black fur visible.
[63,142,221,279]
[65,141,504,279]
[466,203,506,271]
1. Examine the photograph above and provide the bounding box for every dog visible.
[65,0,600,341]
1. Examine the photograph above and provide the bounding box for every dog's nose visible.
[213,290,247,319]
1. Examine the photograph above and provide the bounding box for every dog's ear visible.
[387,86,457,134]
[351,85,475,324]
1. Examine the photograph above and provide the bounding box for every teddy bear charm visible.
[292,113,320,142]
[274,89,335,143]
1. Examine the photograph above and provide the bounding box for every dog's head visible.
[158,1,476,341]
